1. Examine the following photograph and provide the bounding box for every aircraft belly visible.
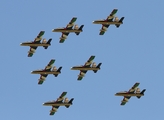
[20,43,49,46]
[31,71,60,74]
[115,93,143,96]
[43,103,71,106]
[71,67,99,70]
[93,21,122,25]
[52,29,82,32]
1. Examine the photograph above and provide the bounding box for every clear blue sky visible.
[1,0,164,119]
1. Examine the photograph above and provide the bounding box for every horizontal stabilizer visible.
[93,63,102,73]
[115,17,125,28]
[44,38,52,49]
[65,98,74,108]
[54,67,62,77]
[137,89,146,99]
[75,25,84,35]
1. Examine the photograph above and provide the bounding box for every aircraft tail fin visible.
[65,98,74,108]
[75,25,84,35]
[53,67,62,77]
[137,89,146,99]
[115,17,125,28]
[44,38,52,49]
[93,63,102,73]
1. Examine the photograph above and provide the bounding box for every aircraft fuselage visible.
[31,70,60,74]
[71,66,99,70]
[20,42,50,47]
[93,20,122,25]
[43,102,72,106]
[52,29,82,33]
[115,93,144,96]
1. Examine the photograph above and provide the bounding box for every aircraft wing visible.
[66,17,77,28]
[34,31,45,42]
[50,106,59,115]
[121,96,131,105]
[57,92,67,101]
[99,24,109,35]
[38,74,48,84]
[77,70,87,80]
[128,82,140,93]
[44,59,55,70]
[28,46,37,57]
[84,55,95,67]
[107,9,118,20]
[59,32,69,43]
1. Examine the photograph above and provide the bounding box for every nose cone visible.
[42,102,46,106]
[20,43,23,46]
[115,93,119,96]
[92,21,96,23]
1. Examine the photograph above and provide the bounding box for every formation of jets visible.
[20,9,146,116]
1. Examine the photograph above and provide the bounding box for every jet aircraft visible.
[31,59,62,84]
[115,82,146,105]
[71,55,102,80]
[20,31,52,57]
[93,9,125,35]
[43,92,74,115]
[52,17,84,43]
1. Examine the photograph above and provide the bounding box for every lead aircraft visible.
[115,82,146,105]
[93,9,125,35]
[71,55,102,80]
[52,17,84,43]
[43,92,74,115]
[31,59,62,84]
[20,31,52,57]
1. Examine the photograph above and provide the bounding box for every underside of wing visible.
[99,24,109,35]
[37,31,45,38]
[59,33,69,43]
[121,96,131,105]
[84,55,95,66]
[34,31,45,42]
[45,59,55,70]
[110,9,118,16]
[69,17,77,25]
[129,82,140,93]
[77,70,87,80]
[38,74,48,84]
[50,106,59,115]
[28,46,37,57]
[107,9,118,20]
[59,92,67,99]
